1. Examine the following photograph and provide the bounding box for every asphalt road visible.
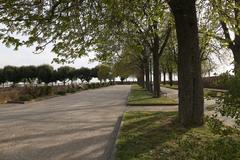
[0,85,131,160]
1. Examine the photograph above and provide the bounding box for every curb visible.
[127,103,178,106]
[104,115,124,160]
[105,88,130,160]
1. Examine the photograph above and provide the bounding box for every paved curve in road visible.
[0,85,131,160]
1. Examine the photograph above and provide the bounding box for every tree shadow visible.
[116,112,190,160]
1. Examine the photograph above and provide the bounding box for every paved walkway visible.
[0,85,131,160]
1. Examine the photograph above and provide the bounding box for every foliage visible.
[216,72,233,89]
[217,72,240,127]
[0,65,110,85]
[97,64,112,82]
[37,64,54,84]
[19,65,37,84]
[56,91,66,96]
[90,66,99,78]
[113,54,136,81]
[18,94,33,101]
[206,115,235,136]
[3,66,21,85]
[24,86,53,98]
[57,66,74,85]
[76,67,92,83]
[0,68,6,85]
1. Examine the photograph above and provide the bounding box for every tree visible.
[0,69,6,87]
[97,65,111,82]
[37,65,54,85]
[0,0,205,127]
[91,66,99,78]
[160,44,177,86]
[168,0,204,126]
[0,1,103,63]
[51,70,59,86]
[3,66,21,86]
[210,0,240,72]
[19,65,37,85]
[76,67,92,83]
[57,66,74,85]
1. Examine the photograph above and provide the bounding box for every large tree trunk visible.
[169,0,204,127]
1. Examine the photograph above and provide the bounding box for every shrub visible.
[18,94,33,101]
[216,72,240,127]
[216,72,233,89]
[39,86,53,96]
[56,91,66,95]
[66,87,78,93]
[206,115,234,136]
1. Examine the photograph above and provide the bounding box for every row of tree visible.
[0,64,120,87]
[1,0,239,127]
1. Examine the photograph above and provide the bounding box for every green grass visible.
[116,111,240,160]
[161,84,178,90]
[161,84,225,99]
[204,89,225,98]
[128,85,178,105]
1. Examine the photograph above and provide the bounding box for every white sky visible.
[0,43,99,69]
[0,42,234,76]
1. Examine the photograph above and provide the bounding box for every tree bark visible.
[168,71,173,86]
[153,52,160,97]
[169,0,204,126]
[145,59,150,91]
[220,21,240,73]
[138,67,145,87]
[163,71,166,85]
[231,35,240,72]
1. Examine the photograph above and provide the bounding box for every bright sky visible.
[0,42,234,76]
[0,43,99,69]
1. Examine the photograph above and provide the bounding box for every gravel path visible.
[0,85,130,160]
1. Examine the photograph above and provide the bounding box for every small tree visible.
[0,69,6,87]
[57,66,74,85]
[97,65,111,82]
[51,70,59,86]
[76,67,92,83]
[19,65,37,85]
[113,58,135,83]
[3,66,21,86]
[68,67,77,84]
[91,66,99,78]
[37,65,53,85]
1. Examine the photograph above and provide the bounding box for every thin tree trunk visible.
[163,71,166,85]
[220,21,240,73]
[138,67,145,87]
[232,36,240,73]
[145,59,150,91]
[153,52,160,97]
[169,0,204,126]
[169,71,173,86]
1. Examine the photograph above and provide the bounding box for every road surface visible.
[0,85,131,160]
